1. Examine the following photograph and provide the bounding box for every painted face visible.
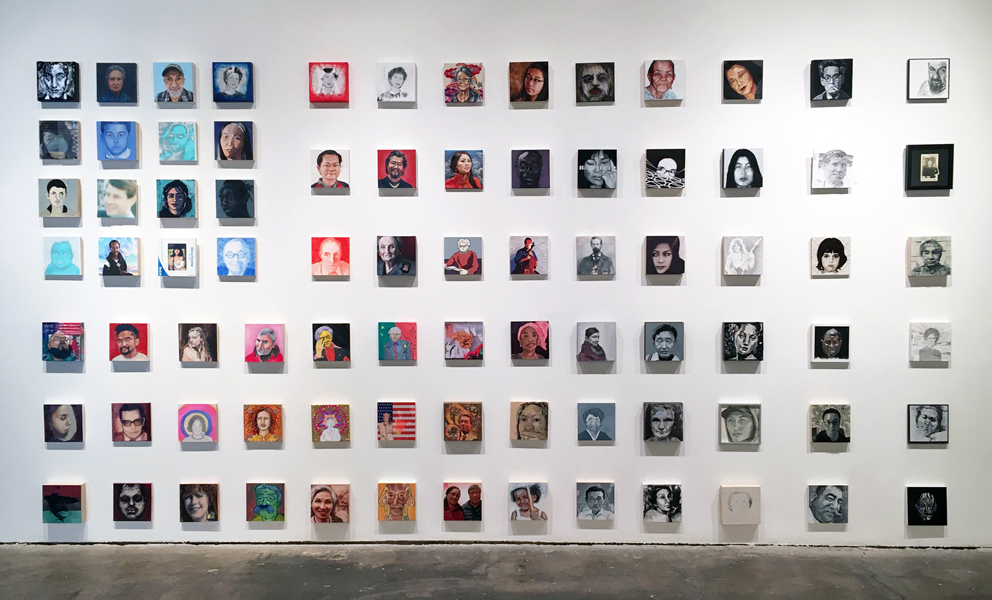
[823,412,841,438]
[588,332,601,347]
[726,64,755,98]
[107,69,124,94]
[224,71,241,93]
[165,186,187,216]
[582,151,611,187]
[46,186,67,208]
[656,489,671,513]
[652,243,673,273]
[729,493,750,513]
[735,324,759,357]
[50,406,72,436]
[317,330,332,349]
[323,413,338,429]
[320,240,341,265]
[109,241,121,256]
[190,419,205,438]
[586,491,605,512]
[812,486,844,523]
[255,334,274,356]
[103,123,129,155]
[50,241,74,270]
[163,70,185,99]
[516,152,542,187]
[734,156,754,187]
[337,491,349,513]
[928,60,948,93]
[118,485,146,520]
[45,64,69,97]
[585,414,602,433]
[389,330,401,342]
[519,326,539,352]
[378,237,398,262]
[654,331,676,357]
[921,243,941,267]
[220,123,246,160]
[455,153,472,174]
[318,155,341,186]
[312,491,334,520]
[184,490,209,521]
[256,410,272,431]
[513,489,531,511]
[256,487,279,509]
[116,329,139,358]
[166,124,188,154]
[120,409,144,440]
[820,329,842,358]
[589,238,603,254]
[223,239,248,275]
[649,61,675,94]
[725,410,754,442]
[446,488,461,506]
[457,240,470,252]
[517,405,546,439]
[523,67,545,99]
[321,69,338,89]
[458,415,473,433]
[651,407,675,439]
[100,183,133,217]
[820,66,843,96]
[820,251,840,273]
[382,412,391,423]
[385,486,408,510]
[917,407,940,436]
[825,157,848,186]
[218,186,243,215]
[580,64,610,101]
[188,330,202,348]
[389,72,405,90]
[455,71,472,91]
[386,156,405,181]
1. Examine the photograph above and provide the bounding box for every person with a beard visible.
[251,484,284,521]
[115,483,151,522]
[577,237,614,275]
[112,324,148,361]
[45,329,78,361]
[246,327,283,362]
[378,150,413,188]
[575,63,614,103]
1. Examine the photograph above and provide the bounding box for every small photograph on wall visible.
[723,148,763,189]
[444,322,484,360]
[109,323,148,362]
[720,485,760,524]
[577,402,615,442]
[39,178,79,217]
[179,323,217,363]
[509,236,548,275]
[444,483,482,521]
[97,63,137,103]
[723,237,763,276]
[311,150,350,191]
[43,322,83,362]
[908,404,949,443]
[246,483,285,522]
[444,237,482,276]
[576,322,616,362]
[153,62,194,103]
[909,323,951,363]
[158,239,196,277]
[377,402,416,441]
[643,484,682,522]
[643,402,683,442]
[43,237,82,277]
[646,236,686,275]
[907,487,947,526]
[810,404,851,443]
[111,402,151,442]
[96,121,137,161]
[243,404,282,442]
[42,485,83,523]
[509,62,549,103]
[443,402,482,441]
[644,322,684,362]
[575,62,614,103]
[444,63,484,104]
[511,150,550,189]
[511,401,548,441]
[156,179,196,219]
[217,237,256,277]
[97,179,138,219]
[377,150,417,188]
[722,61,762,100]
[179,404,218,443]
[510,321,549,360]
[213,62,253,102]
[810,237,850,277]
[510,483,548,520]
[114,483,152,522]
[377,235,417,276]
[216,180,254,218]
[444,150,484,189]
[906,144,954,190]
[311,237,350,276]
[313,324,350,362]
[378,322,417,361]
[311,404,350,442]
[37,61,79,102]
[908,59,949,100]
[576,236,616,276]
[180,484,218,522]
[645,149,685,189]
[310,62,349,103]
[98,237,139,276]
[214,121,254,162]
[159,122,197,162]
[40,121,80,160]
[811,325,850,362]
[310,484,350,523]
[576,483,615,520]
[812,150,854,189]
[723,323,763,361]
[644,60,685,100]
[719,404,760,444]
[378,483,416,521]
[810,59,853,100]
[376,63,416,103]
[807,485,848,524]
[577,149,617,189]
[44,404,84,443]
[245,324,284,363]
[908,237,951,276]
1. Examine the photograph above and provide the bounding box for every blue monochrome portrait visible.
[217,237,256,277]
[96,121,137,161]
[213,62,253,102]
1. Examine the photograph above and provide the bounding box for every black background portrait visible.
[907,487,948,526]
[813,326,850,359]
[810,59,853,100]
[96,63,138,103]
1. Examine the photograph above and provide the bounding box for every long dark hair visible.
[723,60,763,99]
[512,62,549,102]
[645,236,685,274]
[724,149,763,188]
[448,151,480,188]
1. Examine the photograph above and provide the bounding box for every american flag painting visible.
[377,402,415,441]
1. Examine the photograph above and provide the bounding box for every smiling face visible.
[184,490,209,521]
[100,182,134,217]
[587,332,601,347]
[580,64,611,101]
[109,240,121,256]
[812,486,844,523]
[223,70,241,93]
[725,410,754,442]
[190,418,205,438]
[650,407,675,439]
[734,156,754,187]
[103,123,128,155]
[517,405,546,439]
[446,487,461,507]
[163,69,185,99]
[50,241,74,270]
[523,67,545,99]
[312,491,334,521]
[386,156,405,182]
[116,328,139,358]
[223,239,248,275]
[220,123,246,160]
[378,237,398,263]
[822,411,841,440]
[513,489,531,511]
[118,485,146,520]
[164,185,186,216]
[652,243,673,273]
[389,72,405,90]
[735,324,759,357]
[318,154,341,186]
[824,156,848,186]
[458,415,473,433]
[519,326,539,353]
[455,70,472,92]
[920,243,942,267]
[385,485,408,512]
[726,64,755,98]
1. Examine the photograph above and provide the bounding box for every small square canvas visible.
[908,59,949,100]
[909,323,951,363]
[376,62,416,103]
[217,237,255,277]
[509,236,548,275]
[720,485,760,524]
[378,322,417,361]
[722,61,762,100]
[810,59,853,100]
[311,404,350,442]
[723,148,763,188]
[43,237,82,277]
[511,321,549,360]
[444,237,482,275]
[723,237,763,275]
[98,237,139,276]
[39,178,79,217]
[244,404,282,442]
[40,121,80,160]
[109,323,149,362]
[179,404,218,443]
[96,121,137,161]
[43,322,83,362]
[578,402,615,442]
[908,404,949,443]
[97,63,137,103]
[44,404,83,443]
[214,121,253,162]
[444,402,482,441]
[509,62,549,102]
[810,237,850,277]
[216,180,254,218]
[808,485,848,524]
[158,239,196,277]
[907,487,947,526]
[723,322,763,361]
[643,402,683,442]
[377,236,417,276]
[311,150,350,191]
[156,179,196,219]
[114,483,152,522]
[180,484,218,522]
[97,179,138,218]
[643,484,682,522]
[158,122,197,162]
[645,149,685,189]
[377,150,417,188]
[511,150,550,189]
[511,401,548,440]
[646,236,686,275]
[213,62,253,102]
[644,60,685,100]
[377,402,416,441]
[311,484,350,523]
[112,402,151,442]
[811,325,850,362]
[720,404,760,444]
[908,237,951,276]
[245,324,284,363]
[576,322,617,362]
[576,483,615,520]
[444,63,484,104]
[313,323,350,362]
[575,63,615,103]
[38,62,79,102]
[510,483,549,521]
[378,483,416,521]
[246,483,285,522]
[444,483,482,521]
[153,62,195,103]
[444,322,483,360]
[310,62,349,103]
[812,150,854,189]
[576,236,616,276]
[42,484,83,523]
[578,149,617,189]
[444,150,484,189]
[810,405,851,443]
[179,324,217,363]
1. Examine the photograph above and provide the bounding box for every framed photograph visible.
[158,122,197,162]
[245,324,284,363]
[179,404,218,443]
[444,483,482,521]
[377,149,416,188]
[908,404,949,443]
[906,144,953,190]
[43,237,81,277]
[243,405,282,442]
[811,325,850,362]
[444,63,484,104]
[577,402,615,442]
[444,322,483,360]
[909,323,951,363]
[575,63,614,103]
[213,62,253,102]
[156,179,196,219]
[246,483,285,522]
[576,236,616,276]
[511,321,549,360]
[722,323,763,361]
[154,62,194,103]
[376,62,416,103]
[114,483,152,522]
[907,487,947,526]
[378,483,416,521]
[40,121,79,160]
[645,149,685,189]
[180,484,218,522]
[377,402,416,441]
[443,402,482,441]
[646,236,685,275]
[310,62,349,103]
[179,324,217,363]
[42,485,83,523]
[217,237,255,277]
[643,402,683,442]
[720,485,760,524]
[510,149,550,189]
[576,483,615,520]
[311,404,350,442]
[643,485,682,522]
[578,149,617,189]
[98,237,139,276]
[812,149,854,189]
[907,236,951,276]
[444,237,482,276]
[723,148,763,188]
[37,61,79,102]
[810,59,853,100]
[44,404,83,443]
[158,239,196,277]
[510,483,548,521]
[313,323,350,362]
[311,484,350,523]
[644,322,684,362]
[807,485,848,524]
[112,402,151,442]
[97,63,137,103]
[96,121,137,161]
[214,121,253,162]
[109,323,148,362]
[576,322,617,362]
[644,60,685,100]
[378,322,416,361]
[217,180,254,219]
[509,236,548,275]
[444,150,483,189]
[908,59,949,100]
[723,237,762,275]
[810,237,850,277]
[376,236,416,276]
[42,322,83,362]
[719,404,760,444]
[39,178,79,217]
[97,179,138,219]
[723,61,762,100]
[509,62,548,102]
[511,401,548,441]
[311,150,350,191]
[810,404,851,443]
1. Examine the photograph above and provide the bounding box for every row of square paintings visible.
[40,121,254,163]
[38,482,951,526]
[40,179,253,219]
[38,58,950,105]
[40,321,953,365]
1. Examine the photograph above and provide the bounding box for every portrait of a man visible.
[575,63,614,103]
[96,121,136,161]
[311,237,350,276]
[511,149,550,189]
[644,322,684,362]
[577,403,615,441]
[97,179,138,219]
[110,323,149,362]
[811,59,853,100]
[153,63,194,103]
[643,403,683,442]
[810,405,851,443]
[43,322,83,362]
[114,483,152,522]
[723,322,763,361]
[99,237,139,276]
[908,404,948,443]
[443,483,482,521]
[37,61,79,102]
[576,236,615,276]
[216,180,254,219]
[217,237,256,277]
[247,483,285,521]
[909,237,951,276]
[377,150,416,189]
[379,323,415,361]
[311,150,350,190]
[720,486,761,525]
[112,403,151,442]
[807,485,848,524]
[908,59,949,99]
[812,326,849,362]
[245,325,284,363]
[576,483,615,520]
[813,150,854,189]
[377,402,416,441]
[97,63,136,103]
[378,483,416,521]
[444,403,482,441]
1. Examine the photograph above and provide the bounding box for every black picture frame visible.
[905,144,953,190]
[907,404,949,444]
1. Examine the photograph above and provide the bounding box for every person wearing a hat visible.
[721,405,760,444]
[155,63,194,103]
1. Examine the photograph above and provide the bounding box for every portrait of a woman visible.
[44,404,82,442]
[159,122,195,162]
[310,485,346,523]
[444,151,482,189]
[514,402,549,441]
[180,484,218,522]
[158,179,194,218]
[443,486,465,521]
[577,149,617,189]
[511,322,549,360]
[724,149,763,189]
[181,326,214,362]
[643,485,682,522]
[813,237,849,276]
[646,236,686,275]
[723,60,763,100]
[215,121,253,161]
[445,64,482,104]
[510,62,549,102]
[576,327,606,361]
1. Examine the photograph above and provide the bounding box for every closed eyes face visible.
[726,64,754,97]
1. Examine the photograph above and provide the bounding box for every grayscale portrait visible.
[907,487,947,526]
[575,63,614,103]
[720,486,760,525]
[645,149,685,189]
[908,404,948,443]
[577,149,617,189]
[807,485,848,524]
[576,236,615,276]
[576,322,617,362]
[577,403,615,442]
[643,402,683,442]
[812,150,854,189]
[643,484,682,522]
[720,405,760,444]
[38,61,79,102]
[810,405,850,443]
[723,237,762,275]
[723,322,763,361]
[812,325,849,362]
[576,483,615,520]
[810,59,852,101]
[908,237,951,276]
[909,323,951,363]
[810,237,851,277]
[908,59,949,100]
[643,322,684,362]
[723,148,763,189]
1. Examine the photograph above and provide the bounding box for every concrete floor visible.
[0,544,989,599]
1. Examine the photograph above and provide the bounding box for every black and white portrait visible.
[577,149,617,189]
[907,487,947,526]
[906,144,954,190]
[909,323,951,363]
[576,322,617,362]
[646,236,686,275]
[643,484,682,522]
[376,62,417,103]
[645,149,685,189]
[908,404,949,443]
[722,322,763,361]
[40,121,80,160]
[576,482,615,520]
[720,486,760,525]
[722,236,762,275]
[577,403,615,442]
[37,61,79,102]
[720,405,760,444]
[575,63,615,103]
[908,59,949,100]
[643,322,684,362]
[810,237,851,277]
[908,237,951,277]
[722,148,763,189]
[811,325,850,362]
[812,149,854,189]
[96,63,137,103]
[643,402,683,442]
[810,405,851,443]
[576,236,615,276]
[807,485,848,524]
[810,59,853,101]
[920,153,939,181]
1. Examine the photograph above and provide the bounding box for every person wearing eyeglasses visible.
[113,404,149,442]
[220,238,254,276]
[813,60,850,100]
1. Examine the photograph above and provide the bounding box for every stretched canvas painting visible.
[807,485,848,524]
[646,236,686,275]
[96,63,137,103]
[444,483,482,521]
[40,121,80,160]
[720,404,760,444]
[907,487,947,526]
[156,179,196,219]
[511,150,550,189]
[217,237,255,277]
[153,62,194,103]
[96,121,137,161]
[576,483,615,520]
[377,236,416,276]
[311,149,350,191]
[245,324,284,363]
[444,322,483,360]
[112,402,152,442]
[644,60,685,100]
[377,150,417,188]
[378,483,416,521]
[313,323,350,362]
[44,404,84,443]
[158,122,197,162]
[43,237,82,277]
[179,323,217,363]
[509,236,548,275]
[310,62,349,103]
[444,150,484,189]
[243,404,282,442]
[377,402,416,441]
[114,483,152,522]
[810,237,851,277]
[909,323,951,363]
[723,61,762,100]
[39,178,79,217]
[98,237,139,276]
[510,321,549,360]
[378,322,417,361]
[577,403,615,442]
[576,322,617,362]
[97,179,138,219]
[645,149,685,189]
[720,485,760,524]
[158,239,196,277]
[444,63,483,104]
[908,404,949,443]
[216,180,254,218]
[723,148,763,188]
[311,404,350,442]
[908,237,951,276]
[43,322,83,362]
[643,402,683,442]
[444,237,482,276]
[42,485,83,523]
[810,59,853,100]
[810,405,851,443]
[109,323,149,362]
[812,150,854,189]
[179,404,218,443]
[214,121,254,162]
[510,483,548,520]
[509,62,549,102]
[908,59,949,100]
[38,61,79,102]
[575,63,614,103]
[643,484,682,522]
[576,236,616,276]
[376,62,416,103]
[511,401,548,441]
[310,484,350,523]
[213,62,253,102]
[577,149,617,189]
[811,325,850,362]
[180,484,218,522]
[444,402,482,441]
[723,237,763,275]
[246,483,285,521]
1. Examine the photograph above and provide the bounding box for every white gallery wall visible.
[1,0,991,544]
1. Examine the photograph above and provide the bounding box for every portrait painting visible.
[159,122,197,162]
[811,325,850,362]
[156,179,196,219]
[577,402,615,442]
[510,483,549,521]
[576,483,615,520]
[906,144,953,190]
[576,322,617,362]
[310,62,349,103]
[576,236,616,276]
[216,180,255,219]
[376,62,416,103]
[180,484,219,522]
[444,236,482,276]
[509,236,548,275]
[810,59,853,101]
[44,404,84,443]
[97,179,138,219]
[643,403,683,442]
[378,483,416,521]
[42,322,83,362]
[42,485,83,523]
[723,148,764,189]
[114,483,152,522]
[444,483,482,521]
[509,61,549,103]
[908,404,949,443]
[646,236,686,275]
[96,121,137,161]
[377,402,416,441]
[443,402,482,441]
[311,404,350,442]
[243,404,283,443]
[246,483,285,522]
[444,150,484,189]
[908,58,949,100]
[312,323,350,362]
[645,149,685,189]
[720,485,760,524]
[810,237,851,277]
[643,323,684,362]
[153,62,195,103]
[723,60,762,100]
[98,237,140,276]
[643,484,682,522]
[179,404,218,443]
[723,237,763,276]
[577,149,617,189]
[40,121,80,160]
[111,402,152,442]
[723,323,763,361]
[179,323,218,363]
[909,323,951,363]
[807,485,848,524]
[908,236,951,276]
[377,149,417,189]
[245,324,284,363]
[38,178,79,217]
[214,121,254,162]
[575,62,614,103]
[158,239,196,277]
[644,60,685,101]
[445,322,484,360]
[311,150,350,191]
[812,150,854,189]
[109,323,149,362]
[43,237,82,277]
[444,62,484,104]
[720,404,761,444]
[311,484,350,523]
[96,63,137,103]
[311,237,350,276]
[907,487,947,526]
[217,237,256,277]
[213,62,253,103]
[511,401,548,441]
[511,321,549,360]
[511,150,550,189]
[810,404,851,443]
[378,322,417,361]
[377,235,417,276]
[38,61,79,102]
